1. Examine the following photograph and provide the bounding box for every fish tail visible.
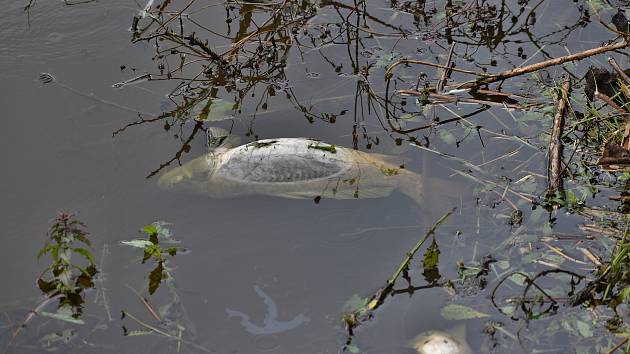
[399,170,464,210]
[398,170,425,206]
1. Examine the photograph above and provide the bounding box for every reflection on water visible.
[226,285,309,335]
[2,0,630,353]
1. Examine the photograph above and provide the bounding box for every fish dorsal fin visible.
[363,152,411,167]
[207,127,241,150]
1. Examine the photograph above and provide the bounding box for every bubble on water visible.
[46,32,64,43]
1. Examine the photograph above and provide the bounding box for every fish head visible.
[409,324,472,354]
[157,153,217,191]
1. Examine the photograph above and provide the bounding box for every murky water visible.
[2,0,629,353]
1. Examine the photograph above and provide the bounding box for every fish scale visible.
[221,154,346,183]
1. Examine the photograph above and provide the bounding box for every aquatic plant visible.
[2,213,96,354]
[36,212,97,316]
[121,221,183,295]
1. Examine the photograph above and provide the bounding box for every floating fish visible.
[409,324,473,354]
[157,136,425,204]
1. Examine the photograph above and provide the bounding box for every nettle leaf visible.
[73,248,95,265]
[153,221,173,238]
[423,238,440,269]
[76,272,95,289]
[440,304,490,320]
[51,246,59,263]
[148,261,164,295]
[342,294,369,313]
[142,250,152,264]
[142,224,158,236]
[74,234,92,247]
[38,277,57,294]
[125,330,154,337]
[37,244,55,259]
[167,247,177,256]
[422,238,441,283]
[120,239,153,248]
[40,309,85,325]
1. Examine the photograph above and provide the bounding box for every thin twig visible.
[608,57,630,85]
[450,40,628,90]
[365,208,456,311]
[436,43,455,93]
[121,310,212,353]
[548,76,571,192]
[2,294,61,354]
[606,337,629,354]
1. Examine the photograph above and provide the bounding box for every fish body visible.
[158,138,424,204]
[410,325,473,354]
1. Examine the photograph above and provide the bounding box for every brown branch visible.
[385,58,488,79]
[606,337,629,354]
[597,157,630,165]
[398,90,529,109]
[451,40,628,90]
[548,76,571,192]
[2,295,61,354]
[608,57,630,85]
[436,43,455,93]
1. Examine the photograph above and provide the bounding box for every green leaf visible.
[576,320,593,338]
[37,244,54,259]
[440,304,489,320]
[120,239,153,248]
[142,225,158,236]
[167,247,177,256]
[192,98,233,122]
[51,246,59,263]
[347,344,361,353]
[73,248,95,265]
[74,234,92,247]
[342,294,368,313]
[422,238,441,283]
[148,261,164,295]
[40,310,85,325]
[438,130,457,145]
[125,330,154,337]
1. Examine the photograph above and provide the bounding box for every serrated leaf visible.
[126,330,154,337]
[142,225,158,235]
[422,238,441,283]
[73,248,95,265]
[148,261,164,295]
[40,311,85,325]
[37,244,54,259]
[120,239,153,248]
[440,304,489,320]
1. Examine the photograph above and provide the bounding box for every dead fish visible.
[409,325,473,354]
[157,137,425,204]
